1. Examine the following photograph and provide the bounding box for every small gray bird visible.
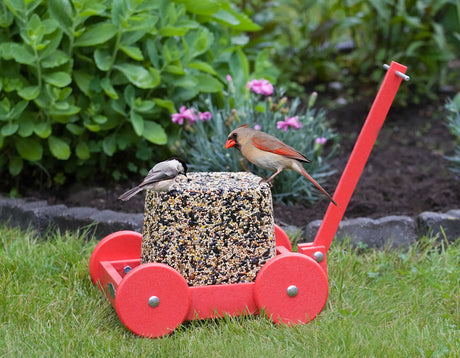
[118,158,188,201]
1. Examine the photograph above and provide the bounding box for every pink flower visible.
[276,116,302,132]
[171,106,197,125]
[254,124,261,130]
[247,78,274,96]
[199,111,212,121]
[315,137,327,145]
[226,75,232,82]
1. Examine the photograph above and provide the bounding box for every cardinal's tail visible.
[298,166,337,206]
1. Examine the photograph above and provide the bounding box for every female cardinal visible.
[225,125,337,205]
[118,158,188,201]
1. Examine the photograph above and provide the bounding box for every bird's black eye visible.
[232,133,237,139]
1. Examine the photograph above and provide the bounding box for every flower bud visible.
[308,92,318,108]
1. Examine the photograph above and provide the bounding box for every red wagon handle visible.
[308,61,409,252]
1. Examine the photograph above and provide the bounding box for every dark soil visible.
[20,98,460,228]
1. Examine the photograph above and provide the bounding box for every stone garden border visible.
[1,196,459,247]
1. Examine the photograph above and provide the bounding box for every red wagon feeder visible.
[89,62,409,338]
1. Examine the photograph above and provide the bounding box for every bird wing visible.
[252,135,311,163]
[138,162,178,187]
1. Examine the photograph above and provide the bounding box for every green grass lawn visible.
[0,225,458,357]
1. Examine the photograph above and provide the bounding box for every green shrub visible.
[0,0,266,189]
[247,0,460,104]
[176,78,337,204]
[445,93,460,174]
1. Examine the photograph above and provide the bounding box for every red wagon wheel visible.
[115,263,191,338]
[254,253,328,325]
[89,231,142,285]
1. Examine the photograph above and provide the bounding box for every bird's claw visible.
[259,178,273,187]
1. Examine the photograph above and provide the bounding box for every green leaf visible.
[49,136,71,160]
[173,86,200,102]
[50,102,80,117]
[94,49,112,71]
[110,99,127,116]
[179,0,220,15]
[9,156,23,176]
[130,111,144,136]
[153,98,176,113]
[0,43,35,64]
[100,78,119,99]
[34,122,52,138]
[162,37,182,64]
[231,34,249,46]
[73,71,92,95]
[226,11,260,32]
[66,123,84,135]
[1,122,18,136]
[146,38,159,68]
[143,121,167,144]
[133,99,155,113]
[18,118,35,137]
[15,137,43,161]
[452,93,460,109]
[48,0,73,30]
[211,8,260,31]
[160,26,189,37]
[38,24,63,58]
[229,49,249,88]
[84,122,100,132]
[188,61,217,75]
[184,27,213,59]
[74,22,118,47]
[195,74,223,93]
[115,64,160,89]
[253,49,279,83]
[18,86,40,100]
[93,115,107,124]
[10,101,28,119]
[212,9,239,26]
[102,135,116,156]
[43,72,72,87]
[165,64,186,75]
[116,131,133,150]
[120,45,144,61]
[0,7,14,27]
[43,18,59,35]
[75,141,90,160]
[41,50,70,68]
[174,75,198,88]
[123,85,135,106]
[23,14,45,48]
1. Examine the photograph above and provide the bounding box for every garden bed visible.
[21,98,460,228]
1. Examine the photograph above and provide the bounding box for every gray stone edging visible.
[0,195,459,247]
[304,210,460,248]
[0,196,143,239]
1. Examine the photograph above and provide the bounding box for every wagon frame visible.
[89,61,408,338]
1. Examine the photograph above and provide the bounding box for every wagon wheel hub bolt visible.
[313,251,324,263]
[148,296,160,308]
[287,285,298,297]
[123,266,132,275]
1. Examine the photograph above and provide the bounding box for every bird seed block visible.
[141,172,276,286]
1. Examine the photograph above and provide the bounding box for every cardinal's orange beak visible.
[225,139,236,149]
